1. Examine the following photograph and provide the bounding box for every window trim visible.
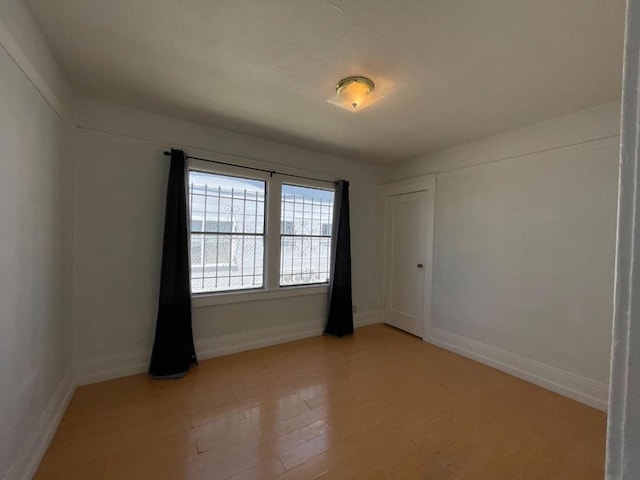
[187,158,336,303]
[192,284,329,308]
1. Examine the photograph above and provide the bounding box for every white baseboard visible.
[428,327,609,412]
[197,310,381,360]
[5,366,76,480]
[75,310,381,386]
[74,351,150,387]
[354,310,382,328]
[195,319,325,360]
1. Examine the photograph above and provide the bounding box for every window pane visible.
[189,171,265,293]
[280,184,334,286]
[204,235,231,265]
[191,233,204,265]
[205,220,233,233]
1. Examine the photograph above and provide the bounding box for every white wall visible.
[385,103,620,410]
[71,99,385,384]
[0,34,73,480]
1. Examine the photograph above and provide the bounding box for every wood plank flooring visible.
[34,324,606,479]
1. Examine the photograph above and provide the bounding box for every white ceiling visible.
[24,0,625,164]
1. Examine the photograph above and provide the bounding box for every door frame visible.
[382,175,436,341]
[606,0,640,477]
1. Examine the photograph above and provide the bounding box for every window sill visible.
[192,284,329,308]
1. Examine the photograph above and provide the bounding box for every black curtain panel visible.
[325,180,354,337]
[149,149,198,378]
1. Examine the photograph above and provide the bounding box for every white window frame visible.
[279,182,335,288]
[188,166,267,294]
[188,158,336,308]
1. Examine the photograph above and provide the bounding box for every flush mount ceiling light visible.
[327,76,383,112]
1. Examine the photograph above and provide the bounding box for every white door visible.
[384,191,428,337]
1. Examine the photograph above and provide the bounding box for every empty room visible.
[2,0,640,479]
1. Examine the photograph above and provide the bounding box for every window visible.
[189,171,265,293]
[280,184,335,286]
[188,166,335,296]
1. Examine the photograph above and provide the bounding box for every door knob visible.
[417,264,424,268]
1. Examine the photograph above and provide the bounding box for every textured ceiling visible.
[24,0,625,164]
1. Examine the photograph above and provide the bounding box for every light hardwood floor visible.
[34,324,606,479]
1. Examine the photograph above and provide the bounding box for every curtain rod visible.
[163,151,338,185]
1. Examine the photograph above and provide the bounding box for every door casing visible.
[382,176,436,341]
